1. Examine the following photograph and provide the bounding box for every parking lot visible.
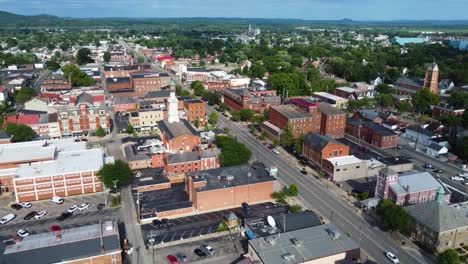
[141,202,288,245]
[0,192,109,227]
[151,234,242,264]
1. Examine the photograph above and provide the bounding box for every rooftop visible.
[326,155,364,166]
[406,124,436,137]
[274,211,322,232]
[380,156,412,166]
[124,144,151,162]
[158,119,198,140]
[303,133,344,151]
[271,105,311,119]
[405,201,468,233]
[16,148,106,179]
[187,163,277,192]
[248,224,359,264]
[389,171,443,197]
[317,102,344,115]
[2,222,120,264]
[313,92,347,102]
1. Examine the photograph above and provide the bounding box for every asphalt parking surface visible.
[141,202,288,245]
[114,113,129,134]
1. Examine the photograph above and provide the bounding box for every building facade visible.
[302,133,350,168]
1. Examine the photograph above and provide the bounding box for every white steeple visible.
[167,92,179,123]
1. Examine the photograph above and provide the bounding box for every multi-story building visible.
[113,96,139,113]
[40,76,72,92]
[129,109,164,130]
[318,102,346,139]
[38,113,60,139]
[183,98,206,125]
[222,88,281,114]
[103,64,151,78]
[346,119,397,149]
[165,148,220,178]
[4,113,40,134]
[375,168,448,206]
[57,102,110,137]
[1,221,122,264]
[302,133,350,168]
[268,105,318,138]
[322,155,368,182]
[205,81,230,91]
[393,62,439,95]
[130,71,164,96]
[106,77,133,94]
[432,104,465,118]
[313,92,348,109]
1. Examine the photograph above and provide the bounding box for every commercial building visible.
[40,76,72,92]
[248,224,361,264]
[183,98,206,125]
[322,155,368,182]
[302,133,350,168]
[106,77,133,93]
[443,39,468,51]
[222,88,281,114]
[268,105,318,138]
[345,119,397,149]
[312,92,348,109]
[165,148,220,179]
[392,37,428,45]
[375,169,448,206]
[405,189,468,253]
[318,102,346,139]
[57,102,110,137]
[2,221,122,264]
[129,109,164,131]
[432,104,465,118]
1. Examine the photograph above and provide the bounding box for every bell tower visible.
[423,62,439,94]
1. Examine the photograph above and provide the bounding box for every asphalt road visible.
[207,104,433,264]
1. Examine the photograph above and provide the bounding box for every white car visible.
[78,203,91,211]
[0,214,16,224]
[135,172,143,178]
[34,210,47,219]
[200,244,215,256]
[20,202,32,208]
[272,149,280,155]
[17,229,30,237]
[386,252,399,264]
[50,196,64,204]
[68,205,78,213]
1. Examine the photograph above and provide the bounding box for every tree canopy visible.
[377,199,410,232]
[13,87,37,104]
[4,122,36,142]
[437,249,460,264]
[103,51,111,63]
[412,88,440,113]
[96,160,132,189]
[76,48,93,65]
[215,135,252,166]
[61,64,95,87]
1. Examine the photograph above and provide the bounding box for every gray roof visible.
[395,77,424,88]
[389,171,442,196]
[271,105,310,119]
[275,211,322,232]
[225,212,239,221]
[0,131,11,139]
[124,144,151,162]
[359,109,379,120]
[75,92,93,105]
[144,90,172,99]
[158,119,198,140]
[363,122,395,136]
[317,102,344,115]
[405,201,468,232]
[166,151,199,164]
[187,163,276,192]
[428,142,445,151]
[114,96,136,104]
[303,133,343,151]
[1,222,120,264]
[248,224,359,264]
[406,125,435,137]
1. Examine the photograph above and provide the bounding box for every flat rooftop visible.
[16,148,106,179]
[327,155,364,166]
[2,222,120,264]
[313,92,347,102]
[187,163,277,192]
[271,105,310,119]
[381,156,412,165]
[249,224,359,264]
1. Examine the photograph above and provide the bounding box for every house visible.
[432,104,465,118]
[375,169,449,206]
[353,110,407,131]
[302,133,350,168]
[426,143,448,157]
[124,144,152,170]
[404,189,468,253]
[247,224,361,264]
[322,155,368,182]
[1,221,122,264]
[404,124,438,146]
[333,86,376,100]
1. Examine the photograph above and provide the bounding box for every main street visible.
[207,105,434,264]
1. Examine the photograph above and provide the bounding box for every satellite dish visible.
[267,215,276,227]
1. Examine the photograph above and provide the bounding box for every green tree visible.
[239,109,254,121]
[4,123,36,142]
[103,51,111,63]
[59,42,70,51]
[215,135,252,166]
[286,184,299,198]
[281,125,294,148]
[76,48,93,65]
[375,83,393,94]
[294,133,305,154]
[437,249,460,264]
[397,102,411,113]
[6,38,18,48]
[191,81,205,96]
[376,94,393,108]
[218,102,228,112]
[377,199,410,232]
[448,91,468,109]
[193,118,200,128]
[347,97,375,112]
[412,88,439,114]
[271,191,287,204]
[176,85,191,96]
[289,204,303,213]
[137,56,145,63]
[260,131,267,140]
[47,58,61,71]
[96,126,106,137]
[96,160,132,189]
[126,124,135,134]
[13,87,37,103]
[208,112,219,127]
[62,64,95,87]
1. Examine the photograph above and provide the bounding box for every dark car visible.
[300,169,307,175]
[56,212,73,221]
[423,164,433,169]
[23,211,38,220]
[152,219,162,227]
[97,203,105,210]
[359,146,367,151]
[176,252,188,262]
[433,169,443,173]
[242,202,251,211]
[50,225,62,231]
[194,248,206,258]
[10,204,22,210]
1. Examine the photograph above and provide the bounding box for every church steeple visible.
[423,62,439,94]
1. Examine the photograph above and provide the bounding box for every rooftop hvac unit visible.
[328,228,341,240]
[291,238,303,247]
[282,253,295,261]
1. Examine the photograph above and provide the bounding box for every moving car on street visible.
[17,229,30,237]
[386,252,400,263]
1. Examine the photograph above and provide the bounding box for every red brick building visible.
[268,105,319,138]
[103,64,151,78]
[432,104,465,118]
[222,88,281,114]
[302,133,350,168]
[183,98,206,125]
[165,149,220,178]
[158,119,201,153]
[205,81,230,91]
[317,103,346,139]
[41,76,72,92]
[130,72,163,96]
[57,103,110,137]
[106,77,133,93]
[346,119,397,149]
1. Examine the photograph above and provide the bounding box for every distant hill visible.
[0,11,71,27]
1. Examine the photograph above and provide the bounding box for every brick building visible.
[165,148,220,178]
[4,113,40,134]
[113,96,138,113]
[57,102,110,137]
[103,64,151,78]
[432,104,465,118]
[40,76,72,92]
[222,88,281,113]
[106,77,133,93]
[317,102,346,139]
[1,221,122,264]
[183,98,206,125]
[302,133,350,168]
[268,105,318,138]
[345,119,397,149]
[129,109,164,131]
[204,81,230,91]
[393,62,439,96]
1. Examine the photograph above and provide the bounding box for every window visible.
[356,166,360,168]
[336,169,341,172]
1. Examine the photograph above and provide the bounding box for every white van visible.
[50,196,64,204]
[0,213,16,224]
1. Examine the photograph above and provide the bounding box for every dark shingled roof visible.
[143,90,172,99]
[166,151,199,164]
[75,92,93,105]
[317,102,344,115]
[106,77,131,84]
[303,133,344,151]
[364,121,395,136]
[157,119,198,140]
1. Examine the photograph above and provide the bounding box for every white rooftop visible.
[327,155,363,166]
[314,92,347,101]
[336,87,356,93]
[16,148,106,179]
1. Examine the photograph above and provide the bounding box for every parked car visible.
[353,151,361,156]
[200,244,215,256]
[68,205,78,213]
[433,169,443,173]
[10,204,23,210]
[385,252,400,263]
[135,172,143,178]
[50,196,64,204]
[451,176,464,181]
[78,203,91,211]
[152,219,163,227]
[300,168,307,175]
[272,148,280,155]
[423,164,433,169]
[176,252,188,262]
[20,202,32,208]
[50,225,62,231]
[34,211,47,219]
[17,229,30,237]
[0,213,16,224]
[97,203,105,210]
[194,248,206,258]
[396,145,402,149]
[242,202,251,211]
[359,146,366,151]
[166,255,179,264]
[56,212,72,221]
[23,211,38,220]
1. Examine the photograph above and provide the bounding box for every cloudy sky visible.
[0,0,467,20]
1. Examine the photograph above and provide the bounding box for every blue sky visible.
[0,0,467,20]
